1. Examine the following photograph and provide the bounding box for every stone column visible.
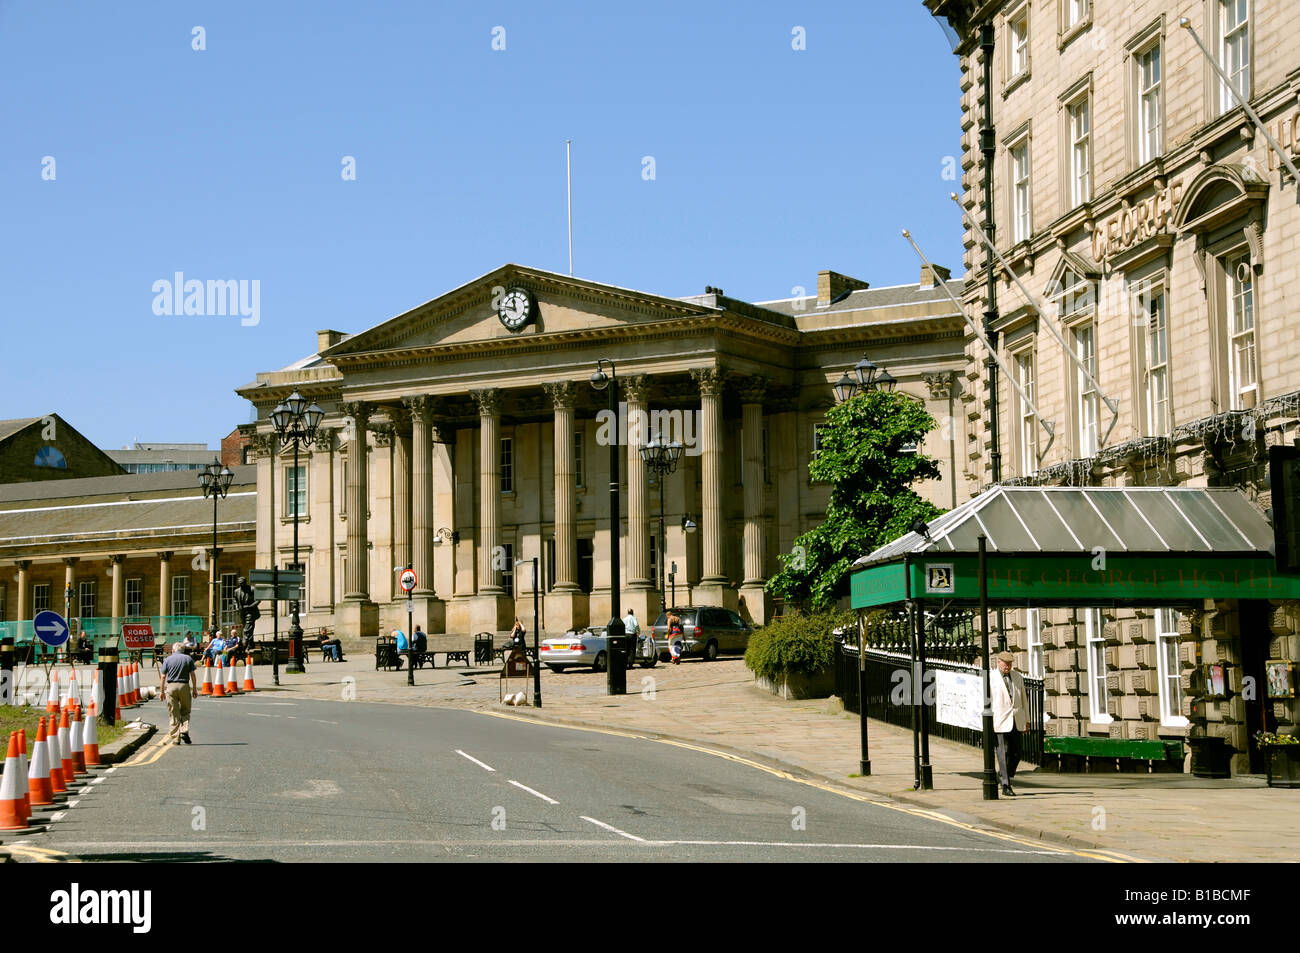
[402,396,445,633]
[158,552,172,621]
[62,557,78,619]
[470,388,513,632]
[622,375,655,623]
[15,561,30,621]
[391,412,412,573]
[691,368,735,610]
[738,376,770,625]
[110,555,126,622]
[309,427,336,614]
[543,381,588,630]
[338,401,379,638]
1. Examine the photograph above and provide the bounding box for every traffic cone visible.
[46,670,60,715]
[200,658,213,696]
[0,734,27,830]
[242,655,256,692]
[17,730,30,822]
[225,658,240,695]
[125,663,138,706]
[56,710,74,786]
[47,719,66,795]
[211,658,227,698]
[28,718,53,806]
[67,667,80,710]
[69,708,86,775]
[83,700,101,767]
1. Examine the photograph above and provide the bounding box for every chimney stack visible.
[919,263,951,288]
[317,329,345,353]
[817,270,870,307]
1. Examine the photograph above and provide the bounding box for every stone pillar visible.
[338,401,379,638]
[691,367,735,610]
[622,374,655,623]
[158,552,172,621]
[15,561,30,621]
[543,381,588,630]
[309,427,336,615]
[403,396,446,633]
[470,388,514,632]
[738,376,770,625]
[62,557,77,620]
[391,413,412,573]
[110,555,126,622]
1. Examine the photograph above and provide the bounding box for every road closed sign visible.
[122,623,155,649]
[399,569,417,592]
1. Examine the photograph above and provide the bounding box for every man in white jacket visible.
[990,650,1028,796]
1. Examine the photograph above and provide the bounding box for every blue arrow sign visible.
[34,610,69,647]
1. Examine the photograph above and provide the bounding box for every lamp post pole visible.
[531,557,540,707]
[590,360,626,695]
[200,461,234,640]
[640,432,684,619]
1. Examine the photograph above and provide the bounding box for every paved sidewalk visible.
[236,654,1300,862]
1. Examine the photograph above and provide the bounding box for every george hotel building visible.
[237,264,967,640]
[927,0,1300,772]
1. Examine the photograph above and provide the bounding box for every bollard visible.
[98,644,118,728]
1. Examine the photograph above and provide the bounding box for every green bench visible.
[1041,736,1186,774]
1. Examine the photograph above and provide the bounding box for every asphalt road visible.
[13,694,1099,862]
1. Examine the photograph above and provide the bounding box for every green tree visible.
[767,390,943,609]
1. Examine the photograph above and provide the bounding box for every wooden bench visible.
[1040,736,1186,773]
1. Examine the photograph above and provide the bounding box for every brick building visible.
[925,0,1300,773]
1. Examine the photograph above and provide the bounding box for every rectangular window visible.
[1219,0,1250,113]
[171,575,190,617]
[1009,6,1029,76]
[1137,283,1170,434]
[502,543,514,597]
[1084,608,1111,723]
[1227,255,1257,409]
[499,437,514,493]
[125,578,143,617]
[33,583,51,614]
[1027,608,1044,679]
[574,430,585,488]
[1017,351,1038,476]
[546,538,556,591]
[1068,98,1091,207]
[285,465,306,518]
[1138,44,1162,163]
[78,580,97,620]
[286,561,306,607]
[1156,608,1189,727]
[1075,323,1099,456]
[220,573,238,627]
[1064,0,1088,29]
[1011,140,1031,243]
[811,423,827,483]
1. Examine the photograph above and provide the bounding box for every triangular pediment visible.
[322,264,722,361]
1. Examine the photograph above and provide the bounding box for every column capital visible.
[250,432,276,457]
[736,375,769,405]
[312,427,337,451]
[62,556,79,567]
[109,554,126,565]
[387,405,413,435]
[542,380,579,410]
[924,371,955,399]
[339,400,370,427]
[470,388,504,417]
[622,374,653,404]
[372,423,395,448]
[403,394,436,423]
[14,560,30,571]
[158,551,174,562]
[691,367,727,398]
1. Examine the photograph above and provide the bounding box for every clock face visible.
[498,287,533,331]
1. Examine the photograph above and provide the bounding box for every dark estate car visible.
[649,607,753,661]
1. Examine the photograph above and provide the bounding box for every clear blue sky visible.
[0,0,963,451]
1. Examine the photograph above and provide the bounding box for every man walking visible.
[159,642,199,746]
[990,650,1028,796]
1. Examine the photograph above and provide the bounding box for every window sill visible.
[1003,66,1031,99]
[1160,716,1190,730]
[280,515,311,525]
[1057,18,1091,51]
[1087,716,1114,732]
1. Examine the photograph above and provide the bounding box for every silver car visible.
[539,625,658,672]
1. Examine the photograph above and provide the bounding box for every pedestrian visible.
[510,618,527,650]
[623,608,647,662]
[391,628,408,670]
[205,630,226,663]
[990,650,1028,796]
[667,610,684,664]
[158,642,199,746]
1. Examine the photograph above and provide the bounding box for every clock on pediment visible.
[496,286,535,332]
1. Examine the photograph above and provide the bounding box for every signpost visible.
[251,568,303,688]
[400,567,416,686]
[34,610,69,648]
[122,622,154,651]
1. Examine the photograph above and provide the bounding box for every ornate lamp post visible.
[589,359,627,695]
[638,432,684,615]
[834,355,897,403]
[270,391,324,675]
[199,460,235,638]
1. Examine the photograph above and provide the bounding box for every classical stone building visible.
[927,0,1300,772]
[237,263,967,640]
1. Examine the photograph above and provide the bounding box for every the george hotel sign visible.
[1090,179,1185,264]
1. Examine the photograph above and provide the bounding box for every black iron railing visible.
[835,640,1045,767]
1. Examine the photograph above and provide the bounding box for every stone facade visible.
[928,0,1300,772]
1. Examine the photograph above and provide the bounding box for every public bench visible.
[1040,736,1186,773]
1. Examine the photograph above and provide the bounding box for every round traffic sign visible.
[399,569,418,592]
[34,610,70,647]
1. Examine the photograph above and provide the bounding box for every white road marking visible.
[580,816,645,842]
[50,811,66,822]
[105,767,116,774]
[507,780,559,805]
[454,749,495,772]
[245,712,276,718]
[67,800,79,808]
[313,719,339,725]
[89,777,104,785]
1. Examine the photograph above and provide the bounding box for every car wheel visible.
[703,640,719,662]
[641,653,658,669]
[592,651,608,673]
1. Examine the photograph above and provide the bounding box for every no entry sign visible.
[122,623,155,649]
[399,569,417,593]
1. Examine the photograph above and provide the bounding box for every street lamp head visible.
[681,516,697,533]
[638,433,661,465]
[303,402,325,437]
[285,391,308,419]
[217,466,235,494]
[270,402,292,435]
[875,368,897,393]
[665,440,683,468]
[589,367,609,391]
[853,357,879,388]
[833,373,857,404]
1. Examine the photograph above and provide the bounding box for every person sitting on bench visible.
[391,628,409,669]
[321,634,345,661]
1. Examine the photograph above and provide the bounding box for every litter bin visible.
[1188,736,1232,779]
[605,618,631,696]
[474,633,495,665]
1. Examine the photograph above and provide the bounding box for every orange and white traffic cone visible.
[47,718,66,795]
[46,670,60,715]
[242,654,256,692]
[211,658,227,698]
[83,701,101,767]
[28,718,54,806]
[225,658,240,695]
[0,734,27,830]
[125,663,138,706]
[56,710,74,786]
[16,730,30,822]
[200,658,213,696]
[69,707,87,776]
[67,667,80,710]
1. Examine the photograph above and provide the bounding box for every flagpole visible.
[566,139,574,276]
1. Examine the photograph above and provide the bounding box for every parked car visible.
[649,607,753,661]
[539,626,659,673]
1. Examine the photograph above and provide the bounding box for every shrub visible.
[745,608,855,681]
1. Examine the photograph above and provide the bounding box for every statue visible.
[234,576,260,642]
